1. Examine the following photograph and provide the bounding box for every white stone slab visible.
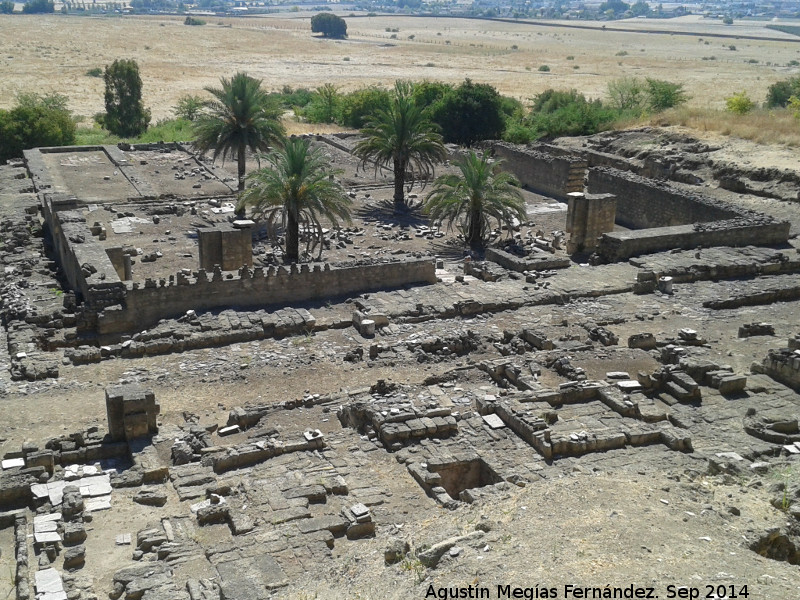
[31,483,49,499]
[784,444,800,454]
[47,480,66,506]
[34,520,58,533]
[40,592,68,600]
[2,457,25,469]
[33,512,62,524]
[77,474,112,497]
[85,496,112,512]
[482,414,506,429]
[303,429,323,442]
[34,531,62,544]
[35,568,64,594]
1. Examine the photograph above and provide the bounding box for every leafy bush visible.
[303,83,340,124]
[726,91,755,114]
[790,96,800,121]
[538,65,550,72]
[86,67,103,78]
[268,86,314,109]
[338,86,391,128]
[766,76,800,108]
[184,16,206,25]
[0,1,14,13]
[0,93,75,163]
[607,76,644,112]
[722,16,733,25]
[644,78,688,111]
[22,0,54,13]
[311,12,347,38]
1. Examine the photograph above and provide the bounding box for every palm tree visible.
[354,80,447,213]
[424,150,527,250]
[194,72,285,193]
[237,137,352,263]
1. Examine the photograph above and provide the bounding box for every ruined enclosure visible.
[428,458,502,500]
[2,128,800,599]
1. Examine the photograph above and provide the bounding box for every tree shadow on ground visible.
[354,199,429,228]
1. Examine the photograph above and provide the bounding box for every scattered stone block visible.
[134,488,168,507]
[63,544,85,569]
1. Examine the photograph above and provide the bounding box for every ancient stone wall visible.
[586,167,738,229]
[490,143,586,200]
[94,258,437,335]
[597,219,791,262]
[40,193,126,309]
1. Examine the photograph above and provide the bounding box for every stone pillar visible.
[105,384,160,442]
[566,192,617,254]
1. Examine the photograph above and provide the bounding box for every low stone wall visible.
[597,219,790,262]
[484,247,570,272]
[94,258,436,335]
[587,167,739,229]
[490,142,586,200]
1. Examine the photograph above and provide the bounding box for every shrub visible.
[303,83,340,123]
[338,86,391,128]
[0,1,14,13]
[538,65,550,72]
[184,16,206,25]
[788,95,800,121]
[644,78,688,111]
[766,76,800,108]
[22,0,54,13]
[607,76,645,112]
[615,50,629,56]
[85,67,103,78]
[0,93,75,163]
[526,89,618,139]
[726,91,755,114]
[311,13,347,38]
[722,15,733,25]
[173,94,205,121]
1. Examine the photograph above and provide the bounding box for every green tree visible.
[607,76,645,112]
[431,79,505,147]
[0,94,75,164]
[173,94,205,121]
[103,59,151,137]
[354,80,447,212]
[0,1,14,13]
[424,151,526,250]
[310,13,347,38]
[630,1,651,16]
[22,0,54,12]
[237,137,352,263]
[766,76,800,108]
[644,78,688,111]
[194,72,285,193]
[726,91,755,114]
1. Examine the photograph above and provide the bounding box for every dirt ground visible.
[1,13,800,121]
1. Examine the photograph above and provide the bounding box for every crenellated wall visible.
[94,258,437,335]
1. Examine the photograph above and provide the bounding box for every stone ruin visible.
[1,129,800,597]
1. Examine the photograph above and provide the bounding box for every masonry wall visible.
[95,258,437,334]
[597,219,791,262]
[491,143,586,200]
[41,193,126,308]
[587,167,738,229]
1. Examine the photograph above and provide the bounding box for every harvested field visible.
[2,13,800,120]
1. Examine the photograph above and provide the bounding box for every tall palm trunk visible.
[467,204,483,249]
[236,143,246,219]
[285,210,299,263]
[393,158,406,212]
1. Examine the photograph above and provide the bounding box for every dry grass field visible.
[2,13,800,123]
